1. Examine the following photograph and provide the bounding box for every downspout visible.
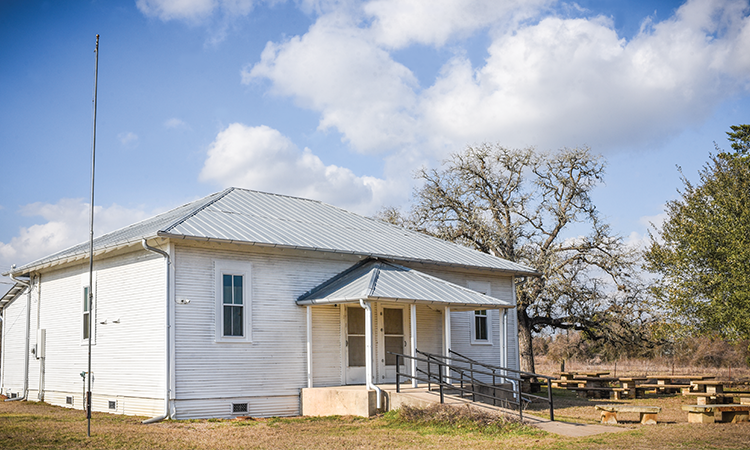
[141,239,172,423]
[359,299,382,410]
[5,273,30,402]
[36,275,44,402]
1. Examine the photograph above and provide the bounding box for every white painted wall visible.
[1,249,166,417]
[172,244,360,419]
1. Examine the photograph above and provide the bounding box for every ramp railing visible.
[390,349,555,422]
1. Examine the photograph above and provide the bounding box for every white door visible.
[380,306,407,383]
[345,306,366,384]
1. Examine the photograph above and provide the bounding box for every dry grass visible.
[2,395,750,449]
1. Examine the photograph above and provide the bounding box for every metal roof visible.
[7,187,539,277]
[0,282,27,310]
[296,258,512,308]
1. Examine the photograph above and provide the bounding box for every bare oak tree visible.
[389,144,651,373]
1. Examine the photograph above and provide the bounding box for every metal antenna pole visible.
[87,34,99,439]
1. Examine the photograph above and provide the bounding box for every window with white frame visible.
[83,286,91,340]
[474,310,489,341]
[215,260,252,342]
[81,272,96,344]
[468,281,492,344]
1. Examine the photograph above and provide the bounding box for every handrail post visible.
[517,379,523,422]
[492,369,496,406]
[396,354,401,393]
[427,360,432,391]
[547,378,554,421]
[471,364,476,402]
[460,370,464,399]
[438,362,444,403]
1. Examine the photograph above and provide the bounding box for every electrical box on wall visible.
[36,329,46,359]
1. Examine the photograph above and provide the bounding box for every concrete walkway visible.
[383,385,628,438]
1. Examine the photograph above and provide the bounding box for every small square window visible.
[108,400,117,410]
[66,396,74,405]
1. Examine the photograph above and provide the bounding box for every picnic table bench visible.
[682,404,750,423]
[595,404,661,425]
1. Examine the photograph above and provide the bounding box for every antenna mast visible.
[87,33,99,439]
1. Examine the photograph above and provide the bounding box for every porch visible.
[296,258,517,394]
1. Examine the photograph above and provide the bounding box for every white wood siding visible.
[172,245,359,419]
[2,249,166,417]
[1,288,30,397]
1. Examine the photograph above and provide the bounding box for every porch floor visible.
[301,384,626,437]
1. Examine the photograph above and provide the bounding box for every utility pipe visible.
[5,273,30,402]
[141,239,172,424]
[359,299,382,410]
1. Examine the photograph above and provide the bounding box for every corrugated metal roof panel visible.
[8,187,539,277]
[297,259,512,308]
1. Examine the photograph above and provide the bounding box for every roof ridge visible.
[161,187,235,233]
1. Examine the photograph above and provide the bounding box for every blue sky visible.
[1,0,749,289]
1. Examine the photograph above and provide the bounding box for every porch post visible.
[363,300,374,390]
[443,306,451,383]
[306,305,313,388]
[502,308,508,382]
[410,304,417,388]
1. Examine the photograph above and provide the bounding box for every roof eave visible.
[3,236,160,277]
[296,296,513,309]
[156,231,540,276]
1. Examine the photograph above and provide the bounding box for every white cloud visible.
[198,123,403,213]
[243,15,420,153]
[136,0,256,22]
[364,0,549,48]
[164,118,189,129]
[244,0,750,157]
[0,199,152,271]
[421,0,750,151]
[117,131,139,146]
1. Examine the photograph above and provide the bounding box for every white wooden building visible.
[0,187,538,420]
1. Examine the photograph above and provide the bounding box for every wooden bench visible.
[595,404,661,425]
[682,404,750,423]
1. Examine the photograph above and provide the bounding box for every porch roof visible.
[296,258,513,308]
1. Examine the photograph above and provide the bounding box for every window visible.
[223,274,244,337]
[467,281,492,345]
[81,272,96,344]
[83,286,90,340]
[474,310,488,341]
[215,260,252,342]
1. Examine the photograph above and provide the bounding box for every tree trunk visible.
[517,305,536,374]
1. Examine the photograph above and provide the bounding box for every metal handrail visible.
[448,349,554,420]
[390,350,554,421]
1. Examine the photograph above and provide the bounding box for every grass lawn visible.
[1,391,750,449]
